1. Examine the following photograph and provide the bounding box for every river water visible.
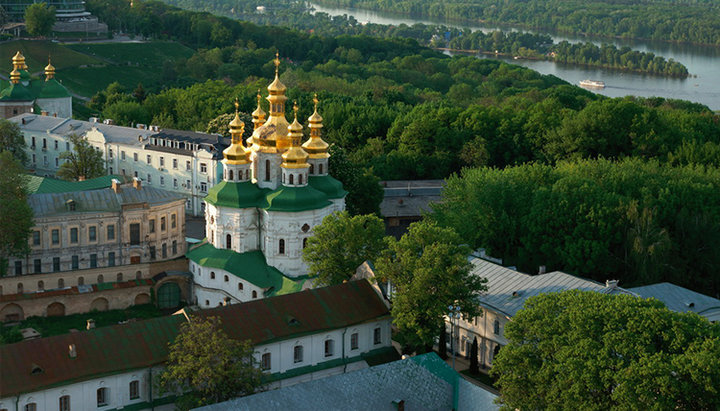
[310,3,720,110]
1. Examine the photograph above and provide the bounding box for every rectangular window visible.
[109,148,113,159]
[324,340,334,357]
[53,257,60,272]
[71,255,79,270]
[293,345,303,363]
[160,156,165,167]
[66,142,70,151]
[129,223,140,245]
[186,180,191,190]
[70,227,78,243]
[162,243,167,258]
[107,225,115,241]
[32,154,35,163]
[34,259,41,274]
[149,219,156,233]
[88,226,97,242]
[160,176,165,186]
[129,380,140,400]
[32,231,40,246]
[200,163,207,173]
[97,387,107,406]
[90,254,97,268]
[173,158,178,169]
[133,152,138,162]
[25,403,37,411]
[172,240,177,255]
[171,214,177,229]
[15,261,22,275]
[186,161,191,171]
[55,157,58,167]
[351,333,359,350]
[109,167,113,174]
[51,229,59,245]
[146,154,151,164]
[373,327,382,345]
[149,246,156,260]
[54,140,58,150]
[200,182,207,192]
[261,353,271,370]
[161,217,166,231]
[59,395,70,411]
[121,151,126,160]
[173,178,178,188]
[134,171,138,178]
[108,252,115,267]
[147,174,152,184]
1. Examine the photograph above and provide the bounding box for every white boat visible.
[579,79,605,88]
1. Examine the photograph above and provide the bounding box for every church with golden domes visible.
[187,55,347,307]
[0,51,72,119]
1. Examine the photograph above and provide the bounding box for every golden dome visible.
[44,58,56,80]
[10,68,20,84]
[251,89,266,130]
[281,102,309,169]
[223,99,251,165]
[267,52,287,93]
[12,51,24,65]
[252,54,290,152]
[302,94,330,159]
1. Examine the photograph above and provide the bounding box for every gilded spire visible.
[267,52,286,95]
[282,101,309,168]
[44,57,56,80]
[251,89,266,130]
[223,98,251,165]
[12,51,25,70]
[302,93,330,159]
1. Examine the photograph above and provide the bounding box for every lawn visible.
[0,40,101,72]
[66,41,194,67]
[57,65,163,97]
[0,304,167,345]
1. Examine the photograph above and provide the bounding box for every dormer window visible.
[66,199,76,211]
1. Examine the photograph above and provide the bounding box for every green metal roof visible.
[186,242,303,295]
[0,82,34,101]
[264,185,332,212]
[308,175,347,199]
[26,175,120,194]
[38,78,71,99]
[204,180,268,209]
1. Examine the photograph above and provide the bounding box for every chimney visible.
[392,400,405,411]
[69,344,77,358]
[41,110,48,116]
[111,178,121,193]
[133,176,142,190]
[136,123,146,130]
[605,279,618,289]
[538,265,546,274]
[86,319,95,329]
[53,113,57,117]
[78,175,86,181]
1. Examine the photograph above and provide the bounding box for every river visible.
[310,2,720,110]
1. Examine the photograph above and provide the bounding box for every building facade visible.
[11,114,227,216]
[187,56,347,306]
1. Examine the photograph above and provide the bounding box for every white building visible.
[629,282,720,323]
[11,114,227,216]
[187,56,346,306]
[449,257,635,368]
[0,281,394,411]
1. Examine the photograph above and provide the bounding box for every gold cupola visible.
[251,89,266,130]
[251,53,291,152]
[302,94,330,159]
[10,67,20,84]
[12,51,25,70]
[281,102,309,169]
[222,99,251,165]
[45,58,56,80]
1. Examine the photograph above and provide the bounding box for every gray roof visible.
[380,180,444,218]
[629,283,720,319]
[196,352,498,411]
[29,183,185,217]
[471,257,635,317]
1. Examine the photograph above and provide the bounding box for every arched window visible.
[252,290,257,298]
[97,387,109,407]
[310,163,314,174]
[229,170,234,181]
[205,300,209,306]
[17,282,23,293]
[210,271,216,279]
[299,174,303,185]
[493,320,500,335]
[135,271,142,280]
[97,275,104,284]
[129,380,140,400]
[78,276,84,286]
[224,275,229,282]
[117,273,123,282]
[38,280,44,291]
[59,395,70,411]
[265,160,270,181]
[238,282,243,291]
[319,163,324,174]
[279,239,285,254]
[226,234,232,249]
[289,174,294,185]
[58,278,64,288]
[245,169,249,180]
[293,345,304,363]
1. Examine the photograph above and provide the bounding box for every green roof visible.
[0,83,34,101]
[264,185,332,212]
[38,78,71,99]
[186,242,303,295]
[309,175,347,199]
[204,180,268,209]
[26,175,121,194]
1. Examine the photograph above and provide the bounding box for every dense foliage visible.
[313,0,720,45]
[24,2,55,37]
[0,152,33,276]
[491,290,720,410]
[431,158,720,295]
[56,134,106,181]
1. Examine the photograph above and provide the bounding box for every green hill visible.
[0,40,101,72]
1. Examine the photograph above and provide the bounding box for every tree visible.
[56,134,105,181]
[469,337,479,374]
[376,221,487,353]
[24,2,56,37]
[158,316,264,410]
[0,152,33,276]
[328,145,383,215]
[303,211,386,286]
[0,118,28,165]
[206,112,252,140]
[491,290,720,410]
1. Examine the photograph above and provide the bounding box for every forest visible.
[311,0,720,46]
[154,0,689,77]
[79,0,720,294]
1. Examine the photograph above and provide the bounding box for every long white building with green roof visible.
[188,56,346,308]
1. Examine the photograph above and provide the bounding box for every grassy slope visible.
[0,40,101,71]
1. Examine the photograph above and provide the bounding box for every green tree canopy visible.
[376,220,487,353]
[303,211,386,286]
[0,118,28,166]
[56,134,105,181]
[491,290,720,410]
[328,145,383,215]
[158,316,264,410]
[0,152,33,276]
[24,2,56,37]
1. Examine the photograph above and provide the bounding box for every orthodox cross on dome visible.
[274,52,280,76]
